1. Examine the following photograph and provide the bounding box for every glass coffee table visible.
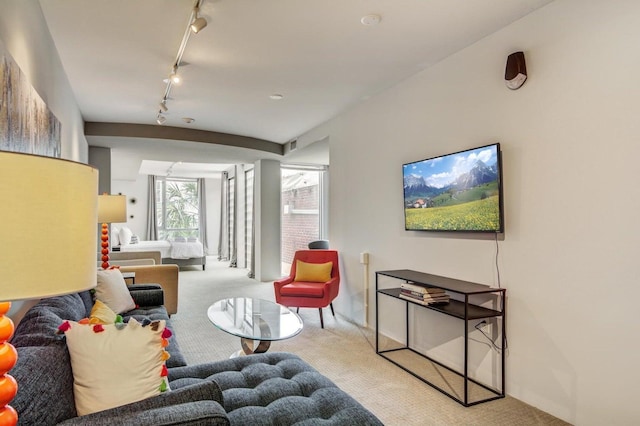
[207,297,303,356]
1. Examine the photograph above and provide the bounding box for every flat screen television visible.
[403,143,504,233]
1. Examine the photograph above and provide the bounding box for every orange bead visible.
[0,305,9,317]
[0,318,13,344]
[0,345,17,375]
[0,404,17,426]
[0,375,17,408]
[101,241,109,248]
[101,248,109,255]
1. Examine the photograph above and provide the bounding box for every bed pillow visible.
[119,226,133,245]
[95,269,136,314]
[111,226,120,246]
[60,318,171,416]
[294,260,333,283]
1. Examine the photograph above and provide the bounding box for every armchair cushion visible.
[280,282,326,298]
[294,260,333,283]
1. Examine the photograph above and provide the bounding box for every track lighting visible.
[191,15,207,33]
[170,68,181,84]
[155,0,208,122]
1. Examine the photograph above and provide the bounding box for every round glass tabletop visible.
[207,297,303,341]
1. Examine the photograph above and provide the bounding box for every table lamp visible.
[97,194,126,269]
[0,152,98,425]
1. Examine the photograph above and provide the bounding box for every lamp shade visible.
[0,152,98,301]
[97,195,126,223]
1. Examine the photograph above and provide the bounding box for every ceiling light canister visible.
[159,100,168,112]
[156,115,167,125]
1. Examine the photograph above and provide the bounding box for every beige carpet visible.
[169,259,569,426]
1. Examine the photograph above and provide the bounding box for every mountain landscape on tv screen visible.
[403,146,502,232]
[404,160,498,200]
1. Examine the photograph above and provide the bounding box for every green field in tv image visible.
[403,144,502,232]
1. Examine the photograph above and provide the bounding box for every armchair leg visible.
[329,303,335,317]
[319,308,324,328]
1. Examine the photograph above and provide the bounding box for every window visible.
[281,166,326,273]
[156,177,200,239]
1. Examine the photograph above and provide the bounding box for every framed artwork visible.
[0,40,61,158]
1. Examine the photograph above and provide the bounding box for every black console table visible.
[375,269,506,406]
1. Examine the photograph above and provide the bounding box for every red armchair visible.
[274,250,340,328]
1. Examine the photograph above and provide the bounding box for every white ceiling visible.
[39,0,554,178]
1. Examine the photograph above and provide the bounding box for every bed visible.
[114,227,206,270]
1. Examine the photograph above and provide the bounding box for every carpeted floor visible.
[169,258,569,426]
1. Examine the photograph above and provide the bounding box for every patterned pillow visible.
[59,318,172,416]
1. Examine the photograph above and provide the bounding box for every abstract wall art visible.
[0,41,61,158]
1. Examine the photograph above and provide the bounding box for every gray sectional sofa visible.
[10,286,382,425]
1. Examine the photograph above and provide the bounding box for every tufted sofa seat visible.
[168,352,382,425]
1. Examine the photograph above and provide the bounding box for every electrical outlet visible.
[475,320,493,335]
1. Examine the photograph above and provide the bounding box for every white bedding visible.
[119,240,204,259]
[119,240,171,258]
[169,240,204,259]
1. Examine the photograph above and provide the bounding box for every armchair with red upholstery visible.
[273,250,340,328]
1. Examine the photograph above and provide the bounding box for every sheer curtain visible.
[218,172,229,260]
[217,169,238,266]
[197,178,208,254]
[146,175,158,240]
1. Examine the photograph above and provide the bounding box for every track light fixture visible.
[191,7,207,34]
[170,66,181,84]
[155,0,207,125]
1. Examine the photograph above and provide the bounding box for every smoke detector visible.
[361,14,381,26]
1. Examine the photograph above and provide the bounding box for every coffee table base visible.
[238,338,271,356]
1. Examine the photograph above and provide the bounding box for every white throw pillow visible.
[119,226,133,245]
[95,269,136,314]
[61,318,171,416]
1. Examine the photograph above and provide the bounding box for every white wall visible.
[1,0,90,320]
[297,0,640,424]
[0,0,88,163]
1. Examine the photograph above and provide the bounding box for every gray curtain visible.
[218,172,229,260]
[248,169,255,279]
[229,167,238,268]
[197,178,208,254]
[146,175,158,240]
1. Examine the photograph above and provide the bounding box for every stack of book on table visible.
[399,282,450,305]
